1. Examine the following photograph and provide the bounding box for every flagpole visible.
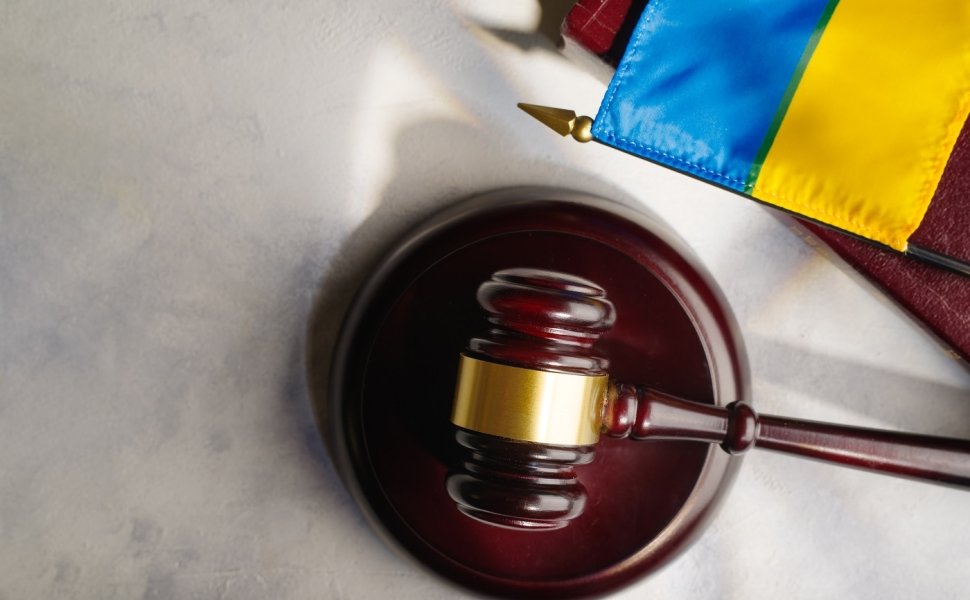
[517,103,594,143]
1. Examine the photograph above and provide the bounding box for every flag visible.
[592,0,970,254]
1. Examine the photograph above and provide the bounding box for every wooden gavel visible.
[446,268,970,531]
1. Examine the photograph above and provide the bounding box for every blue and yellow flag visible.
[592,0,970,253]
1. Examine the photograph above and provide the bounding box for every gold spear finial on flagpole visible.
[517,103,595,143]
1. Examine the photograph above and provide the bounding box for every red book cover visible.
[562,0,970,362]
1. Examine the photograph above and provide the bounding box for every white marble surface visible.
[1,1,968,598]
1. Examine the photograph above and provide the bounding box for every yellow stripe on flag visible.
[753,0,970,250]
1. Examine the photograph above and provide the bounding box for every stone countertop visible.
[1,1,968,598]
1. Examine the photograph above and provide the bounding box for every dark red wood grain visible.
[755,415,970,486]
[326,188,748,598]
[469,268,615,376]
[449,269,614,531]
[447,268,969,533]
[605,386,970,486]
[447,429,595,531]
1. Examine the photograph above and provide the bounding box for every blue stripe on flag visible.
[592,0,833,191]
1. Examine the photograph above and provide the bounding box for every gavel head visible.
[446,268,617,530]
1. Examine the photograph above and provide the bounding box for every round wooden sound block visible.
[324,188,750,598]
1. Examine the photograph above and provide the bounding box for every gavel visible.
[446,268,970,531]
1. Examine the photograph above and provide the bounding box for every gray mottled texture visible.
[1,1,968,598]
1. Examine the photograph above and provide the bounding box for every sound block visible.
[324,188,749,598]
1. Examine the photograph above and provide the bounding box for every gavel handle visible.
[605,384,970,488]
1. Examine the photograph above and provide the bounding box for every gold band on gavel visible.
[451,354,608,446]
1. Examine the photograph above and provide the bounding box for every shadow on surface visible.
[749,335,970,438]
[302,115,642,460]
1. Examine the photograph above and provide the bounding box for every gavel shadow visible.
[303,116,645,461]
[302,190,450,462]
[748,335,970,438]
[303,119,503,460]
